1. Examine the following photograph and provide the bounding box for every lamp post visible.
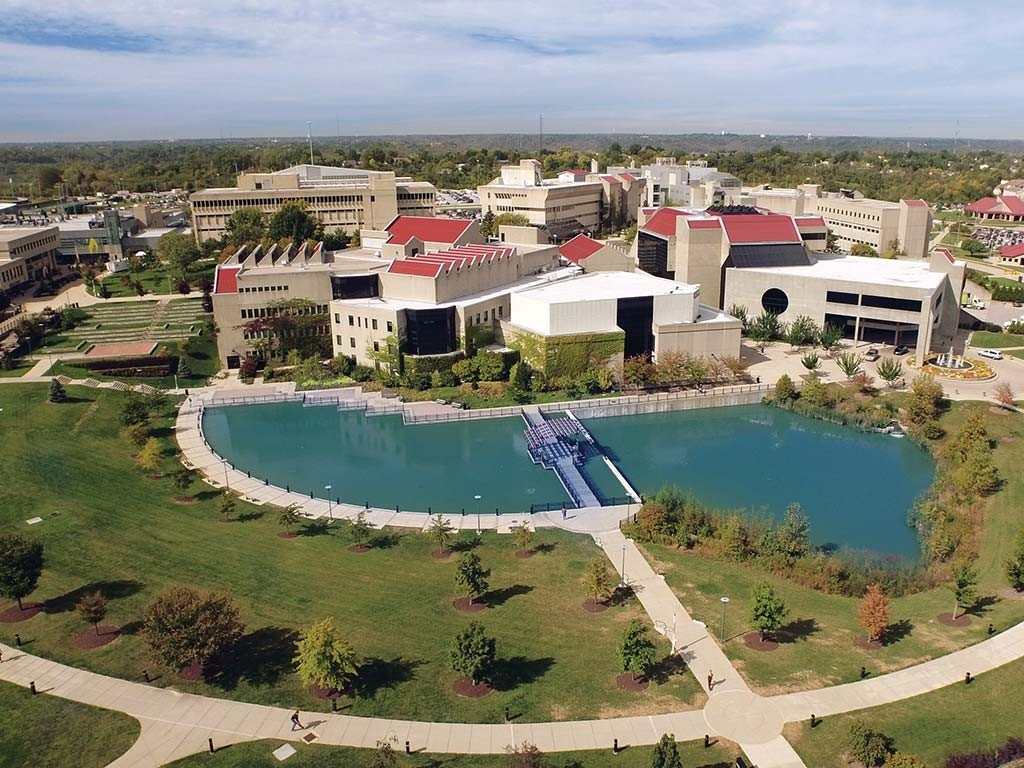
[474,494,482,534]
[620,539,632,586]
[720,596,730,641]
[223,460,230,490]
[325,484,333,520]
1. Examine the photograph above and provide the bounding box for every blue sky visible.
[1,0,1021,142]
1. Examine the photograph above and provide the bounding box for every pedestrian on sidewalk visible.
[707,670,714,691]
[290,710,304,730]
[561,505,566,520]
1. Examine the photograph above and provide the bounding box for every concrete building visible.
[731,184,932,259]
[190,165,436,244]
[0,226,59,292]
[558,234,633,273]
[614,158,741,208]
[477,159,646,240]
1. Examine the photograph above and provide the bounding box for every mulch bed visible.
[173,496,196,505]
[989,407,1011,416]
[309,684,345,700]
[513,549,536,559]
[743,632,779,652]
[73,626,121,650]
[998,587,1024,601]
[431,549,452,560]
[1002,435,1017,442]
[582,598,609,613]
[452,597,487,612]
[853,636,884,651]
[348,545,370,554]
[0,602,44,623]
[452,676,493,698]
[938,612,972,627]
[615,672,650,692]
[178,663,205,681]
[278,531,298,539]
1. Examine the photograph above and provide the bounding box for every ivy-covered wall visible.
[507,329,624,379]
[403,351,465,376]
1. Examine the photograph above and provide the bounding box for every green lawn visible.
[166,737,742,768]
[45,335,221,388]
[0,359,35,378]
[0,680,139,768]
[970,331,1024,349]
[786,657,1024,767]
[0,384,701,724]
[96,261,216,298]
[640,400,1024,695]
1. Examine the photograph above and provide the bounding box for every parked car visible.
[893,345,911,356]
[863,348,880,362]
[1013,301,1022,307]
[978,349,1004,360]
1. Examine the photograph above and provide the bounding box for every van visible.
[978,349,1003,360]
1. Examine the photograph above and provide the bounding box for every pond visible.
[202,402,933,558]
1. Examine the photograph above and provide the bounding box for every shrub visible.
[846,720,893,766]
[48,378,67,403]
[944,736,1024,768]
[350,364,374,382]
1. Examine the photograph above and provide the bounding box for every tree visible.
[177,358,192,378]
[370,739,398,768]
[478,210,496,238]
[748,311,784,342]
[135,437,164,475]
[774,373,796,401]
[121,422,149,447]
[950,562,978,620]
[850,243,879,258]
[905,374,943,424]
[455,552,490,604]
[994,382,1016,410]
[492,212,531,231]
[278,504,302,535]
[857,584,891,643]
[120,392,149,426]
[836,352,862,379]
[0,534,44,610]
[76,591,108,635]
[727,303,749,331]
[224,207,267,247]
[785,315,819,348]
[505,741,544,768]
[619,619,656,681]
[825,228,840,253]
[846,721,893,767]
[748,582,788,641]
[142,586,244,670]
[48,378,67,403]
[651,733,683,768]
[1005,529,1024,592]
[777,504,810,559]
[425,515,456,554]
[582,557,615,605]
[172,466,194,498]
[883,753,925,768]
[158,232,202,279]
[449,621,496,685]
[349,510,373,547]
[512,524,534,554]
[293,617,359,694]
[800,352,821,373]
[217,490,237,522]
[268,201,319,244]
[877,358,903,388]
[961,237,988,256]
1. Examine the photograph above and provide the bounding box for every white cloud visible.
[1,0,1021,140]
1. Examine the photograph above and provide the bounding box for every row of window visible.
[336,313,393,333]
[819,207,882,223]
[826,290,923,313]
[193,195,366,210]
[338,335,382,351]
[467,306,503,325]
[6,237,58,256]
[243,325,328,340]
[1,264,26,284]
[240,304,328,320]
[239,285,289,293]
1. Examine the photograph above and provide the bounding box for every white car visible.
[978,349,1004,360]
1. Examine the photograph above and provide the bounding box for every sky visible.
[1,0,1022,143]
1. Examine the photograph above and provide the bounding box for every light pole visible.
[720,596,730,641]
[223,460,230,491]
[325,484,333,520]
[620,539,631,586]
[474,494,482,534]
[307,121,314,166]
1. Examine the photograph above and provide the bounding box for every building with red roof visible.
[558,234,633,272]
[998,243,1024,266]
[966,195,1024,222]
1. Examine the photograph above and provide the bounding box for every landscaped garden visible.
[0,383,702,726]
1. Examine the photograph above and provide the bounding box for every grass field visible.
[0,384,701,725]
[96,261,216,298]
[786,656,1024,767]
[0,680,139,768]
[0,359,35,378]
[46,335,221,388]
[969,331,1024,349]
[639,399,1024,695]
[165,737,742,768]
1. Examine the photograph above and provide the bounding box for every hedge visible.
[78,355,179,378]
[403,351,465,376]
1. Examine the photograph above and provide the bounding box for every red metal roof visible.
[966,195,1024,216]
[386,245,513,278]
[642,208,691,237]
[387,259,443,278]
[685,218,721,230]
[559,234,605,264]
[903,199,928,207]
[600,175,619,184]
[794,216,825,227]
[385,216,473,246]
[620,172,638,182]
[933,247,956,264]
[720,214,801,244]
[213,266,240,294]
[1000,244,1024,258]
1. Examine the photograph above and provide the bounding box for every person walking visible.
[707,670,714,691]
[290,710,304,731]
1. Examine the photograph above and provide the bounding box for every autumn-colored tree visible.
[425,515,456,555]
[512,524,534,555]
[293,617,359,694]
[76,591,108,635]
[135,437,163,475]
[994,381,1016,410]
[857,584,891,643]
[142,586,244,670]
[582,557,615,605]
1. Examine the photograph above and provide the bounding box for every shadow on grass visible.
[44,580,144,615]
[207,626,299,691]
[490,655,554,691]
[966,594,1000,617]
[352,656,424,698]
[882,618,914,646]
[449,536,481,553]
[300,520,333,537]
[120,620,144,636]
[369,530,402,549]
[150,426,174,439]
[235,510,265,523]
[777,617,820,643]
[484,584,533,607]
[533,542,557,554]
[647,653,688,684]
[193,489,222,502]
[606,584,636,607]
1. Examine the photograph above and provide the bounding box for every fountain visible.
[927,346,973,374]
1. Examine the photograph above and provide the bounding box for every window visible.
[826,290,858,305]
[336,335,343,345]
[373,341,380,352]
[348,315,354,326]
[861,294,922,312]
[476,314,481,324]
[498,306,504,318]
[371,319,378,330]
[761,288,789,315]
[357,317,362,328]
[350,337,356,348]
[484,310,489,321]
[334,313,340,323]
[386,321,393,332]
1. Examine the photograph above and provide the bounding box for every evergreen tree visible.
[48,378,67,403]
[455,552,490,604]
[651,733,683,768]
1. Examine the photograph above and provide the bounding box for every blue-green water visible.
[202,403,933,557]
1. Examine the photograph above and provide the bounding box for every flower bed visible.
[907,358,995,380]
